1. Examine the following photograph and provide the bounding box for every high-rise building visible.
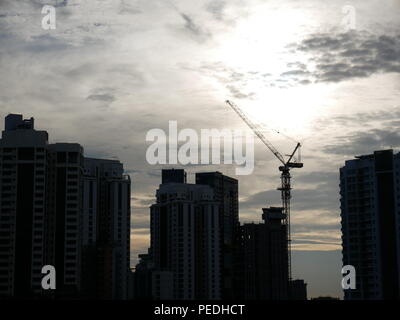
[0,114,131,299]
[150,170,221,300]
[238,207,289,300]
[47,143,85,297]
[0,115,85,297]
[340,149,400,300]
[0,115,49,297]
[195,172,238,299]
[82,158,131,300]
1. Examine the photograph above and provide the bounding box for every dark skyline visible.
[0,114,131,298]
[136,168,307,300]
[1,113,400,300]
[1,0,400,299]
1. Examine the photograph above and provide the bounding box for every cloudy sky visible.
[1,0,400,298]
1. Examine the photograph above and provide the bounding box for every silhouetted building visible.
[83,158,131,300]
[152,270,174,300]
[128,268,135,300]
[195,172,239,299]
[133,252,154,300]
[340,150,400,299]
[238,207,289,300]
[0,114,131,299]
[162,168,186,184]
[150,170,220,299]
[0,115,49,297]
[0,115,84,297]
[47,143,85,297]
[289,279,307,300]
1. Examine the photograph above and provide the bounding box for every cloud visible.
[226,85,255,99]
[196,31,400,92]
[323,128,400,156]
[87,93,115,102]
[241,184,339,212]
[205,1,226,21]
[166,2,212,42]
[194,61,262,98]
[180,12,201,35]
[192,30,400,95]
[285,31,400,84]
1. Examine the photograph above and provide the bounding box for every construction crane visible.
[225,100,303,281]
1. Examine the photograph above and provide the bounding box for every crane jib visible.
[225,99,304,282]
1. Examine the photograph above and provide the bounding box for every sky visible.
[1,0,400,298]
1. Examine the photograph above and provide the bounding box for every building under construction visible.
[235,207,288,299]
[226,100,306,300]
[234,207,307,300]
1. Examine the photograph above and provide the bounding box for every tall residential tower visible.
[195,172,239,299]
[340,149,400,299]
[150,169,221,299]
[0,114,131,299]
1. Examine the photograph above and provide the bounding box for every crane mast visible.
[225,100,303,282]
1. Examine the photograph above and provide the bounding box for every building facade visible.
[195,172,239,299]
[83,158,131,299]
[238,207,289,300]
[0,114,131,299]
[340,149,400,299]
[150,170,221,300]
[0,115,49,297]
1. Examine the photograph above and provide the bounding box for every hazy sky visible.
[1,0,399,298]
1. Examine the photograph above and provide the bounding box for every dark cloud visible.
[286,31,400,84]
[196,61,260,98]
[315,106,400,157]
[166,1,211,42]
[318,107,400,128]
[226,85,255,100]
[23,34,72,53]
[194,30,400,91]
[281,69,310,77]
[87,93,115,102]
[323,128,400,156]
[54,0,68,8]
[205,1,226,21]
[119,0,142,15]
[178,11,211,41]
[180,12,200,35]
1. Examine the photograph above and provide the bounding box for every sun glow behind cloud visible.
[211,4,339,137]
